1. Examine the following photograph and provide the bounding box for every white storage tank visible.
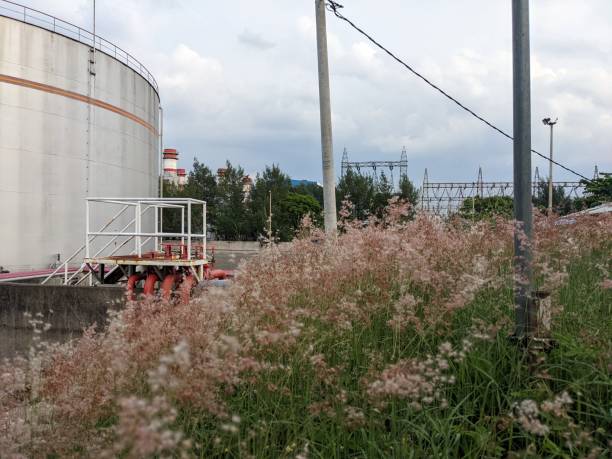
[0,2,160,272]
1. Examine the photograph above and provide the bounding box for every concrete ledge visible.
[209,241,290,252]
[0,283,125,332]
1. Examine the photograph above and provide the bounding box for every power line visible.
[325,1,591,182]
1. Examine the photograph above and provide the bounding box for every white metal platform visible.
[42,197,208,285]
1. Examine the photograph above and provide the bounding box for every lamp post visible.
[542,117,558,215]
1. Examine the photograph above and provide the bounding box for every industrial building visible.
[0,2,161,272]
[163,148,187,187]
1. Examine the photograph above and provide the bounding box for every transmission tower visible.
[419,167,588,217]
[341,147,409,191]
[532,166,541,195]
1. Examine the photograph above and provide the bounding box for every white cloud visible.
[351,41,377,65]
[238,29,275,50]
[297,16,315,39]
[13,0,612,182]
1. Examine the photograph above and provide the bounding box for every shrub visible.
[1,205,610,457]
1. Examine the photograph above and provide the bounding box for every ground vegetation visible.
[1,204,610,458]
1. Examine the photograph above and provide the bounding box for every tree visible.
[280,192,322,231]
[532,179,573,215]
[247,164,293,241]
[337,170,420,221]
[186,159,217,227]
[162,159,218,236]
[215,161,249,240]
[459,196,513,220]
[247,166,327,241]
[336,170,376,221]
[161,180,186,234]
[179,158,218,234]
[398,176,419,207]
[292,182,323,207]
[248,169,327,241]
[581,172,612,207]
[372,172,393,218]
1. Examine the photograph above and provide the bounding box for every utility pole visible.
[512,0,534,338]
[542,117,558,215]
[315,0,337,234]
[267,190,273,243]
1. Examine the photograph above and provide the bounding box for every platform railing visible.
[85,198,207,265]
[41,204,132,285]
[67,206,154,285]
[41,198,207,286]
[0,0,159,93]
[76,236,154,286]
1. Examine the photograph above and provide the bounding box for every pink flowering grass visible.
[0,205,610,458]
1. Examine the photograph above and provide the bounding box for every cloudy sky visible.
[20,0,612,185]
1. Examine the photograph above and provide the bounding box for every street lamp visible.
[542,117,558,215]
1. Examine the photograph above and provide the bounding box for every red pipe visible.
[126,274,143,301]
[160,273,177,301]
[209,269,233,280]
[178,275,196,304]
[143,273,159,297]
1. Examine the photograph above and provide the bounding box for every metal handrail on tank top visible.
[0,0,159,94]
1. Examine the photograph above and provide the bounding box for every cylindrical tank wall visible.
[0,16,160,271]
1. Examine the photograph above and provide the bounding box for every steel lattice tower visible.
[340,147,409,191]
[418,166,594,217]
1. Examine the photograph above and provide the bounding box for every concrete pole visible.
[547,123,554,215]
[512,0,534,338]
[315,0,337,234]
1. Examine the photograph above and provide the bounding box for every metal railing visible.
[42,198,207,285]
[0,0,159,94]
[41,203,136,285]
[85,198,207,261]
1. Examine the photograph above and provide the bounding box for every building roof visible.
[555,202,612,225]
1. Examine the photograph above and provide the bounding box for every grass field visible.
[1,207,610,458]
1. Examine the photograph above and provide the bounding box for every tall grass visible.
[1,206,610,458]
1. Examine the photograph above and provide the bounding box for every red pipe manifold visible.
[126,273,144,301]
[160,273,178,301]
[178,275,196,304]
[208,269,233,280]
[143,272,159,297]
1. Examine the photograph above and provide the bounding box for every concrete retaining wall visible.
[209,241,289,252]
[0,283,124,332]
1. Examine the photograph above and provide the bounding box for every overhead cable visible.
[325,1,591,182]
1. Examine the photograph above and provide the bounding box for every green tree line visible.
[459,173,612,220]
[163,160,419,241]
